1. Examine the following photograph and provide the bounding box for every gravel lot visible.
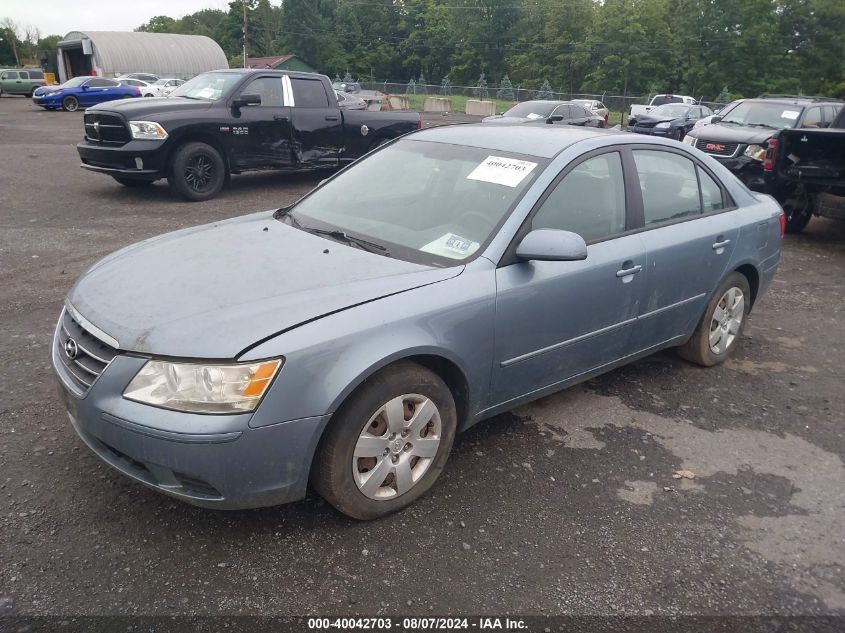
[0,95,843,619]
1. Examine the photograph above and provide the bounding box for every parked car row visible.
[483,100,607,128]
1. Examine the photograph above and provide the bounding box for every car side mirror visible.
[515,229,588,262]
[81,85,89,91]
[547,115,564,124]
[233,93,261,109]
[711,115,722,123]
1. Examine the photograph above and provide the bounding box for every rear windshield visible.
[503,101,558,119]
[650,104,690,118]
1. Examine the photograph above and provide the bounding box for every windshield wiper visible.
[274,206,302,227]
[303,227,389,255]
[744,122,778,129]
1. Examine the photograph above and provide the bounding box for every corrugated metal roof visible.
[61,31,228,78]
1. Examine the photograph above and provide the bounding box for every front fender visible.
[242,260,497,429]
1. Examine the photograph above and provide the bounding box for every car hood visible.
[481,116,543,124]
[689,123,776,144]
[88,96,214,118]
[68,212,463,359]
[633,114,679,124]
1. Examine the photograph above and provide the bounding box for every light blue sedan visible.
[52,124,784,519]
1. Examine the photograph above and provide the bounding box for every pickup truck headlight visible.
[656,121,671,129]
[129,120,168,140]
[744,144,767,161]
[123,358,282,414]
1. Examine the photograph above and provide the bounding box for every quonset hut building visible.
[56,31,228,82]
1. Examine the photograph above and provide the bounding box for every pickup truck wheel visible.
[168,142,226,201]
[311,361,457,520]
[62,96,79,112]
[112,176,154,188]
[678,272,750,367]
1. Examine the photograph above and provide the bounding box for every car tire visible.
[168,142,226,202]
[678,272,751,367]
[782,191,812,234]
[144,93,153,97]
[311,361,457,520]
[112,176,154,187]
[673,127,684,141]
[62,95,79,112]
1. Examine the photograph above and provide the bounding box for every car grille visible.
[55,308,118,396]
[693,139,741,158]
[635,121,658,129]
[84,113,130,145]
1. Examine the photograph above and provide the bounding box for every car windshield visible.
[651,104,690,118]
[720,102,804,129]
[153,79,169,85]
[169,73,241,101]
[60,77,88,88]
[502,101,558,119]
[284,139,546,265]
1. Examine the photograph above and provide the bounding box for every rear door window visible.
[291,77,330,108]
[698,167,725,212]
[633,150,701,225]
[532,152,627,242]
[802,106,823,128]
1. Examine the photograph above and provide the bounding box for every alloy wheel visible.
[709,287,744,354]
[184,154,214,191]
[352,394,442,500]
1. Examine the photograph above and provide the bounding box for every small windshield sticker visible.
[467,155,538,188]
[781,110,800,120]
[420,233,480,259]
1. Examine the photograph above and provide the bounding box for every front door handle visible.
[273,114,289,121]
[712,239,731,250]
[325,115,339,121]
[616,264,642,278]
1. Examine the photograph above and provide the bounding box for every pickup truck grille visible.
[693,139,742,158]
[55,308,118,396]
[84,113,130,145]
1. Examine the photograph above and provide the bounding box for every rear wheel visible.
[168,142,226,201]
[62,95,79,112]
[312,361,457,520]
[112,176,154,187]
[783,189,813,234]
[29,87,38,97]
[678,272,751,367]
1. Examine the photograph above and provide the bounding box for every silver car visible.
[52,125,784,519]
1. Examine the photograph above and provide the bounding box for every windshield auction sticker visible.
[467,155,537,188]
[781,110,800,120]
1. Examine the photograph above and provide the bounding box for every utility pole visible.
[242,0,248,68]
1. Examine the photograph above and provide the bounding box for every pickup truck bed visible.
[773,126,845,231]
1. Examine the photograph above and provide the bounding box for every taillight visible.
[763,137,778,171]
[778,212,786,237]
[416,118,422,130]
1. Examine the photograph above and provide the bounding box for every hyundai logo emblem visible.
[64,338,79,360]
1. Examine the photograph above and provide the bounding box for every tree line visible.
[3,1,842,101]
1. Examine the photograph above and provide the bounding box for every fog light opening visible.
[135,157,144,170]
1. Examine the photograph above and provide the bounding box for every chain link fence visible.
[360,80,730,122]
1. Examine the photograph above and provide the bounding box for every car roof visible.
[207,68,322,80]
[747,95,843,105]
[408,123,623,159]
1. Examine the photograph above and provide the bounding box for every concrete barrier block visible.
[465,100,496,117]
[388,95,410,110]
[423,97,452,112]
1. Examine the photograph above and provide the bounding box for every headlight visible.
[683,135,697,146]
[123,358,282,414]
[744,144,767,161]
[129,120,168,140]
[656,121,671,129]
[47,91,62,96]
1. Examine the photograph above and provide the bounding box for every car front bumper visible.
[630,126,674,136]
[32,94,63,107]
[710,155,767,192]
[77,139,169,180]
[51,327,330,510]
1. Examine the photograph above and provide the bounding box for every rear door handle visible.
[616,264,642,278]
[712,239,731,250]
[325,115,339,121]
[273,114,289,121]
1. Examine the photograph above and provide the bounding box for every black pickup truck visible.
[766,107,845,233]
[77,69,421,201]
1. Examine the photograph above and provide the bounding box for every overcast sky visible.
[1,0,234,37]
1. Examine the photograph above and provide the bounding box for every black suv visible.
[683,95,843,192]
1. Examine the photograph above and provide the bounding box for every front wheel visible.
[678,272,751,367]
[168,142,226,201]
[673,127,685,141]
[312,361,457,520]
[62,95,79,112]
